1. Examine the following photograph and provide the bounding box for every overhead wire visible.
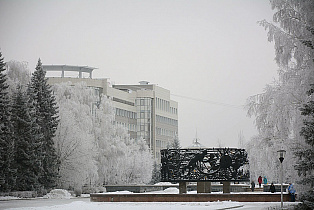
[171,94,244,109]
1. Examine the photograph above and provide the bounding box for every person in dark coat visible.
[258,176,263,188]
[251,181,255,192]
[270,183,276,193]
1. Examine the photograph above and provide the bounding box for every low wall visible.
[105,184,249,193]
[105,185,166,193]
[91,193,292,202]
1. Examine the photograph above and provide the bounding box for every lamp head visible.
[277,150,286,163]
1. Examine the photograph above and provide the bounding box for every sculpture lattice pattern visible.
[160,148,250,182]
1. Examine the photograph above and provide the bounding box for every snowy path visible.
[0,198,298,210]
[0,197,89,209]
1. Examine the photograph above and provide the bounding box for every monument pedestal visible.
[179,182,187,194]
[197,182,211,193]
[223,182,231,193]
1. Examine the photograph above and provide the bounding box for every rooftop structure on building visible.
[186,130,206,148]
[43,64,97,78]
[43,64,178,160]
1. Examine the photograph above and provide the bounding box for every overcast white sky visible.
[0,0,278,148]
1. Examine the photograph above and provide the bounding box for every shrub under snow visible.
[43,189,72,199]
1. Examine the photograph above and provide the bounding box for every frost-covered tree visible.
[6,60,31,94]
[93,98,152,185]
[124,137,153,184]
[52,82,98,191]
[28,59,59,189]
[94,100,153,185]
[246,135,283,184]
[0,52,15,192]
[246,0,314,188]
[11,85,41,191]
[52,82,153,189]
[259,0,314,68]
[248,0,314,141]
[91,93,119,185]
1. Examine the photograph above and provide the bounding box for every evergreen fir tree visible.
[0,52,15,192]
[166,135,181,150]
[150,161,161,184]
[295,85,314,210]
[171,135,181,149]
[26,82,46,192]
[11,85,42,191]
[28,59,59,190]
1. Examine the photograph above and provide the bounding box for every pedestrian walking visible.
[258,176,262,188]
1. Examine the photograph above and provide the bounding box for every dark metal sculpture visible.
[161,148,249,182]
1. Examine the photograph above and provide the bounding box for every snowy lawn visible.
[6,201,242,210]
[0,188,299,210]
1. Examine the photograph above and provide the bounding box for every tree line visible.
[0,55,58,193]
[0,54,154,194]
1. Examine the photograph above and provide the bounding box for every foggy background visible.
[0,0,278,148]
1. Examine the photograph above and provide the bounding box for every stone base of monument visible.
[90,193,292,202]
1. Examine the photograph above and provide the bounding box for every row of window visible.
[138,124,150,132]
[116,108,137,119]
[115,120,177,138]
[139,111,151,119]
[115,121,137,132]
[136,98,152,106]
[115,109,177,127]
[156,115,178,126]
[115,121,152,133]
[156,127,177,138]
[155,97,177,115]
[156,139,168,148]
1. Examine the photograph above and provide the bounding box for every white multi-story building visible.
[43,65,178,160]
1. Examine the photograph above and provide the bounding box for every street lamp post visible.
[277,149,286,209]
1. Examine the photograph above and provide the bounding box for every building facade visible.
[43,65,178,160]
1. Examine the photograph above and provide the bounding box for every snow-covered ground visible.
[0,199,299,210]
[0,188,299,210]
